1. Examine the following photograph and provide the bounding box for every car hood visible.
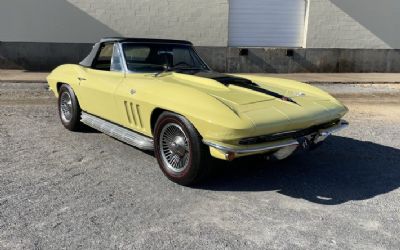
[160,71,335,105]
[156,71,348,134]
[158,71,275,105]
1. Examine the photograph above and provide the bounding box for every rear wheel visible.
[58,84,82,131]
[154,112,210,185]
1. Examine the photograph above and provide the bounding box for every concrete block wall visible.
[2,0,399,49]
[0,42,93,71]
[0,0,229,46]
[197,48,400,73]
[1,0,400,72]
[67,0,229,46]
[306,0,400,49]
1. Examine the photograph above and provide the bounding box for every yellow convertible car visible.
[47,37,348,185]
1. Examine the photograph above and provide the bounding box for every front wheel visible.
[154,112,210,186]
[58,84,82,131]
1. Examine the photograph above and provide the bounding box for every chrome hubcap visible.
[159,123,190,173]
[60,92,73,122]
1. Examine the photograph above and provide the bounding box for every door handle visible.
[78,77,86,81]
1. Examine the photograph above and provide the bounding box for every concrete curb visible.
[0,80,47,83]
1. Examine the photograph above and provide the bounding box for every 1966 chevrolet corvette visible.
[47,37,348,185]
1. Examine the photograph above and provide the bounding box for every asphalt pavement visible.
[1,82,400,249]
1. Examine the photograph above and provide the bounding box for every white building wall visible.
[1,0,399,49]
[67,0,229,46]
[306,0,400,49]
[0,0,229,46]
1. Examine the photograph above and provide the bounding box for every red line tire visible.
[154,112,211,185]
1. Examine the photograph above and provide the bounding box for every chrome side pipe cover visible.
[81,112,154,151]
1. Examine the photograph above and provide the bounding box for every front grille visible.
[239,120,340,145]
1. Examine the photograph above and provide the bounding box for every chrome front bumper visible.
[203,120,349,160]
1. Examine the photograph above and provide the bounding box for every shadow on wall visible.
[221,48,400,73]
[331,0,400,49]
[0,0,120,71]
[196,136,400,205]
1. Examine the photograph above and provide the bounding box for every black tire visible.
[58,84,82,131]
[154,112,211,186]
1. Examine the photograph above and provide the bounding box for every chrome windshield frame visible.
[117,43,129,73]
[118,42,211,74]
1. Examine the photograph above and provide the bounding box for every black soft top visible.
[79,37,193,67]
[99,37,192,45]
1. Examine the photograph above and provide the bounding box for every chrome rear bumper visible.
[204,120,349,160]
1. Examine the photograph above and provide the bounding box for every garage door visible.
[229,0,307,47]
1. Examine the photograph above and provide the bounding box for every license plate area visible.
[297,134,316,151]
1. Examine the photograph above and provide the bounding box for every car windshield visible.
[121,43,209,73]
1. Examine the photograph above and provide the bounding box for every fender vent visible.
[124,101,143,128]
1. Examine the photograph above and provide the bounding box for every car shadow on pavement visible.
[196,136,400,205]
[76,125,101,134]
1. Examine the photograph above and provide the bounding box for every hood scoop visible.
[190,71,299,105]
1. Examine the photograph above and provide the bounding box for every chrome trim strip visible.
[192,47,212,71]
[204,120,349,155]
[203,140,299,154]
[81,112,154,151]
[314,120,349,144]
[117,43,129,73]
[120,41,193,46]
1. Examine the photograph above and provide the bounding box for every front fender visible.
[127,77,255,143]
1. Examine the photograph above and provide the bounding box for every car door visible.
[78,42,125,123]
[113,45,155,136]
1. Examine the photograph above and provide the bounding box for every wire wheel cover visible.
[60,92,73,122]
[159,123,191,173]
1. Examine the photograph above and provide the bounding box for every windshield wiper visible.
[155,66,205,77]
[172,66,204,71]
[154,65,173,77]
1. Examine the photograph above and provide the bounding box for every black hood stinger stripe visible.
[186,71,299,105]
